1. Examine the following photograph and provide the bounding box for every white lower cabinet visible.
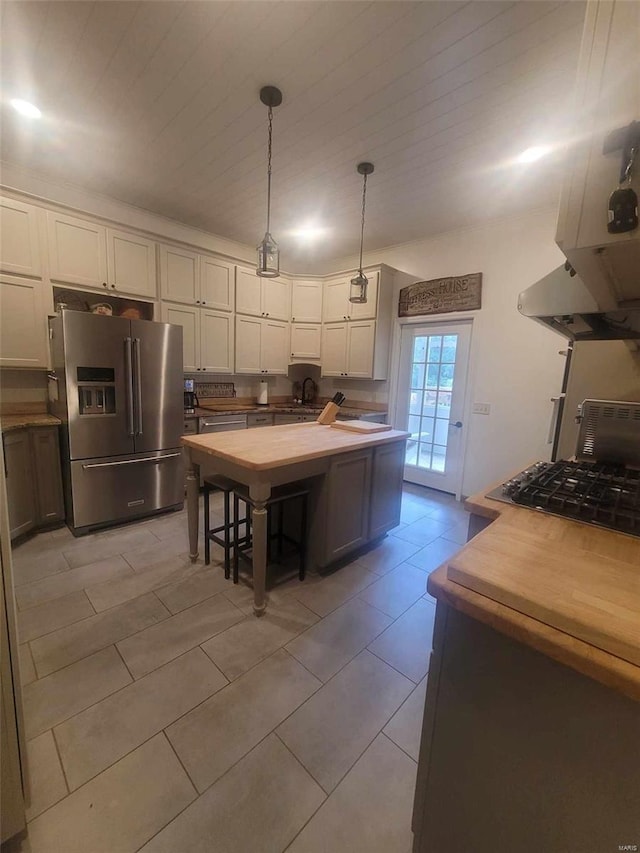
[0,275,49,368]
[235,316,288,375]
[161,304,233,373]
[290,323,321,362]
[321,321,375,378]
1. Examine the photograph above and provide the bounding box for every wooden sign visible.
[398,273,482,317]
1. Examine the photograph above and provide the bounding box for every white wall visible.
[331,207,570,497]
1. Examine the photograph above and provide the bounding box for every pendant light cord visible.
[266,105,273,234]
[358,172,368,273]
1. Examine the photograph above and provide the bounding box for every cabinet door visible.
[161,304,199,372]
[261,319,289,374]
[0,197,41,277]
[200,256,235,311]
[290,324,321,361]
[200,309,234,373]
[323,278,350,322]
[159,244,199,304]
[235,315,263,374]
[321,323,348,376]
[0,275,48,368]
[291,279,323,323]
[323,450,372,563]
[369,442,405,539]
[47,211,108,289]
[262,276,291,321]
[235,267,262,317]
[30,427,64,526]
[107,229,157,297]
[349,270,378,321]
[4,430,36,540]
[346,321,375,378]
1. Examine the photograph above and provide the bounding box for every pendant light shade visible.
[257,86,282,278]
[350,162,374,303]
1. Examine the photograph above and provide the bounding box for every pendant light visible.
[256,86,282,278]
[350,162,374,303]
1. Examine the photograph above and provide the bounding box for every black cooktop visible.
[487,460,640,538]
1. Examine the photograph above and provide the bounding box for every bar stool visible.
[203,476,249,578]
[232,483,310,585]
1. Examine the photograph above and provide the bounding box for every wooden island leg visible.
[249,482,271,617]
[186,455,200,563]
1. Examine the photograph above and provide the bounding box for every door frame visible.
[390,312,475,500]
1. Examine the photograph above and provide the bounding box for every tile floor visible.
[7,483,469,853]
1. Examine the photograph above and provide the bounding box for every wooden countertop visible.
[1,413,61,433]
[182,422,408,471]
[428,484,640,702]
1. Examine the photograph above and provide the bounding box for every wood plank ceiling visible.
[0,1,586,266]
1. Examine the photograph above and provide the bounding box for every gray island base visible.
[183,422,408,615]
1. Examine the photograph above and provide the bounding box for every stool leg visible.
[278,501,284,559]
[223,489,231,579]
[267,507,272,563]
[233,494,240,584]
[299,494,308,581]
[204,486,210,566]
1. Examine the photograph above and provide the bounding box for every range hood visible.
[518,264,640,341]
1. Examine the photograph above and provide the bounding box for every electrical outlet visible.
[472,402,491,415]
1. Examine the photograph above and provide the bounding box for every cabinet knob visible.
[103,282,108,288]
[196,300,200,304]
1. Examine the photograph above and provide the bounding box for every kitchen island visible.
[182,422,408,615]
[412,486,640,853]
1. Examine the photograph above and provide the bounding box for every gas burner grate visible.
[512,461,640,536]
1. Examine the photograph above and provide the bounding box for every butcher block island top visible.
[428,484,640,702]
[182,421,409,470]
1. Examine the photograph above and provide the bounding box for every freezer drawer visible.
[69,449,184,532]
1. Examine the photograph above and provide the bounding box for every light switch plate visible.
[472,402,491,415]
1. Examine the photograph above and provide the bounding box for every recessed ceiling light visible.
[10,99,41,118]
[516,145,551,164]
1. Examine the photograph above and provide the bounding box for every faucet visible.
[301,377,315,406]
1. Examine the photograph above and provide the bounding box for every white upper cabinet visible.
[236,266,291,321]
[235,315,288,375]
[321,320,376,378]
[291,279,323,323]
[200,309,234,372]
[290,323,322,362]
[200,256,235,311]
[0,197,41,278]
[323,272,378,322]
[47,211,108,289]
[0,275,48,368]
[48,212,157,297]
[161,303,199,372]
[107,229,156,297]
[160,244,199,304]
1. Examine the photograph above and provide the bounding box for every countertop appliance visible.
[487,399,640,538]
[184,379,199,414]
[49,311,184,534]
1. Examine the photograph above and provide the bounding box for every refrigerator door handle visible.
[81,453,182,470]
[133,337,143,436]
[124,337,135,437]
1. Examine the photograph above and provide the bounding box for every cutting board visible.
[330,420,392,433]
[447,523,640,667]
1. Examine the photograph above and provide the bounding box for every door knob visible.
[449,421,463,428]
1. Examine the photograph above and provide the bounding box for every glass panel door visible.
[396,322,471,495]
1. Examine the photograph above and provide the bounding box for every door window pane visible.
[422,390,437,418]
[434,418,449,445]
[439,363,454,389]
[411,362,425,389]
[436,391,451,418]
[427,337,442,362]
[413,337,427,362]
[405,440,418,466]
[407,415,421,437]
[409,391,422,416]
[426,364,440,387]
[418,443,433,468]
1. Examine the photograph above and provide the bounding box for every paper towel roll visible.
[257,380,269,405]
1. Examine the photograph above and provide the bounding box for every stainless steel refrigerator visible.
[49,311,184,534]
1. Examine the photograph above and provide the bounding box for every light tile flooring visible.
[8,483,468,853]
